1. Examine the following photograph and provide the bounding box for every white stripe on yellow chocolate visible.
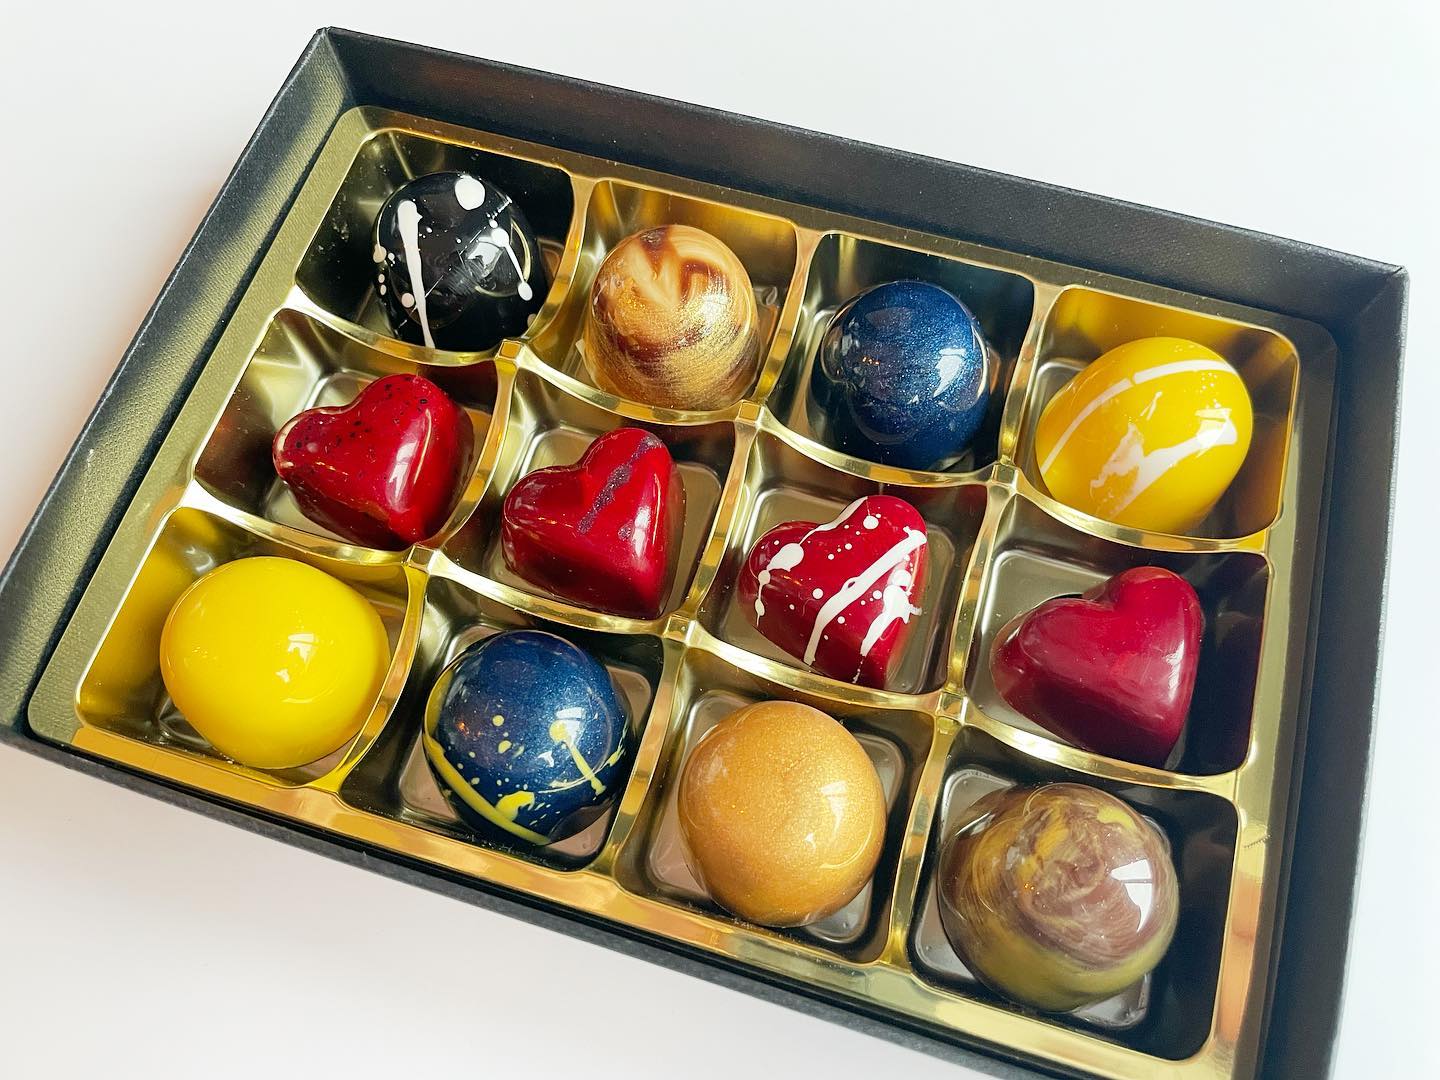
[1090,414,1240,516]
[1039,358,1234,475]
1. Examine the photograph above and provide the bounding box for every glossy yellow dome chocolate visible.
[1034,337,1253,534]
[677,701,885,927]
[159,557,389,770]
[938,784,1179,1012]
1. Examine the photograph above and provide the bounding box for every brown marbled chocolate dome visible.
[937,783,1179,1012]
[582,225,760,411]
[677,701,885,927]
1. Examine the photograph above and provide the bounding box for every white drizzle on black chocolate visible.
[492,224,533,302]
[453,174,486,210]
[374,171,546,352]
[395,199,435,349]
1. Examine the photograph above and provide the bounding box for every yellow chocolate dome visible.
[1035,337,1253,534]
[159,557,389,770]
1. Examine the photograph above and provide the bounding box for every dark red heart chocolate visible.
[737,494,929,690]
[501,427,686,619]
[989,566,1203,767]
[272,373,473,549]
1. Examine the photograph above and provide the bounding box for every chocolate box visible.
[0,28,1406,1079]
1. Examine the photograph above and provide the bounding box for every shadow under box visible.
[1014,287,1299,540]
[698,428,986,695]
[76,507,411,787]
[194,309,496,544]
[339,575,662,870]
[963,495,1268,775]
[910,724,1237,1059]
[295,125,575,341]
[526,179,798,406]
[612,647,934,962]
[442,367,734,619]
[767,232,1035,472]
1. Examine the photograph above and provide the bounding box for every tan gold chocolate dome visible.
[938,783,1179,1012]
[583,224,760,410]
[677,700,885,927]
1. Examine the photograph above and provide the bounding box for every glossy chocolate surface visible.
[273,373,474,549]
[677,700,885,927]
[737,495,929,689]
[990,566,1203,767]
[424,630,630,845]
[374,171,548,351]
[938,783,1179,1013]
[159,557,389,771]
[501,427,686,619]
[1034,337,1253,534]
[583,225,759,410]
[809,280,990,470]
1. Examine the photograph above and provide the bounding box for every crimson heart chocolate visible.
[737,495,929,689]
[989,566,1203,767]
[501,427,686,619]
[272,373,474,549]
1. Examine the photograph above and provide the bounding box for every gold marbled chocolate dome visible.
[583,225,760,411]
[938,783,1179,1012]
[677,700,885,927]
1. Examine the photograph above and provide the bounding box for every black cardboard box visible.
[0,27,1406,1079]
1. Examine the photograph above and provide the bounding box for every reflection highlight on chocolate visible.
[938,783,1179,1013]
[583,224,760,410]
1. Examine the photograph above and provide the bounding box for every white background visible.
[2,2,1436,1076]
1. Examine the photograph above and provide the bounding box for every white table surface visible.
[2,3,1436,1075]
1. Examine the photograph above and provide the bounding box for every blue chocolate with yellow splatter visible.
[424,629,629,846]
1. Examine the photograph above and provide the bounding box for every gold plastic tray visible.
[28,106,1336,1079]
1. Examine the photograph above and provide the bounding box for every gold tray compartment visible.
[28,106,1337,1080]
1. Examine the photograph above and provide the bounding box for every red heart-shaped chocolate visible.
[501,427,686,619]
[737,495,929,690]
[989,566,1203,767]
[272,373,474,549]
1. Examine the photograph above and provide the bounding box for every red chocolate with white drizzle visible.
[737,494,928,689]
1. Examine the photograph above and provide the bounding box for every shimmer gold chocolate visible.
[677,700,885,927]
